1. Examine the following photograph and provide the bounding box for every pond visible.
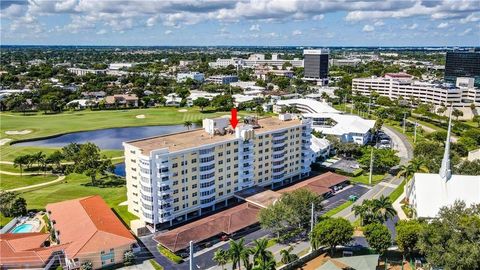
[14,124,197,150]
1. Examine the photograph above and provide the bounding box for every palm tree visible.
[397,158,429,184]
[252,255,276,270]
[373,195,397,223]
[280,246,298,264]
[352,200,377,226]
[251,239,270,265]
[229,238,248,270]
[213,249,229,270]
[184,120,193,130]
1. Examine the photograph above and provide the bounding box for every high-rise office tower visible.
[303,49,329,85]
[445,49,480,87]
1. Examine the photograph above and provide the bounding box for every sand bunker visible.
[136,114,146,119]
[0,138,12,146]
[178,109,188,112]
[5,130,32,135]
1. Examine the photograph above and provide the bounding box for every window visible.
[192,158,197,163]
[172,163,178,168]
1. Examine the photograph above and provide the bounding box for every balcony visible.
[139,169,151,178]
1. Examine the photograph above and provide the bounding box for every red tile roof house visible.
[0,233,67,269]
[45,195,137,269]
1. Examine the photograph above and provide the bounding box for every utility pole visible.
[414,121,417,144]
[310,202,315,233]
[189,241,194,270]
[369,147,374,185]
[403,112,406,134]
[367,96,371,117]
[310,202,315,251]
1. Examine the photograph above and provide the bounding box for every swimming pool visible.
[11,224,34,233]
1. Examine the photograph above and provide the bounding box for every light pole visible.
[369,147,374,185]
[189,241,194,270]
[402,112,406,134]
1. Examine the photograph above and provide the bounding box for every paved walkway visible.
[0,170,46,176]
[5,175,66,192]
[392,190,408,220]
[406,119,458,142]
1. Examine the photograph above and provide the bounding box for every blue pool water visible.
[11,224,34,233]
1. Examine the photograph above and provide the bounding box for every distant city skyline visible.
[1,0,479,46]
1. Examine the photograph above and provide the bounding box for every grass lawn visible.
[0,173,58,190]
[0,107,245,162]
[389,180,406,203]
[323,200,353,217]
[0,145,123,162]
[18,173,134,219]
[157,245,184,264]
[0,212,13,228]
[150,260,164,270]
[0,107,242,142]
[350,174,384,185]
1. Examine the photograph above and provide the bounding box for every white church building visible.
[406,115,480,218]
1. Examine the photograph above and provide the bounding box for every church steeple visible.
[439,110,453,181]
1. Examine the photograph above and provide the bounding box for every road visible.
[332,125,413,222]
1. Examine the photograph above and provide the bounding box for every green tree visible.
[46,150,64,173]
[211,95,234,111]
[452,108,463,120]
[184,121,193,130]
[63,142,113,185]
[251,239,272,266]
[310,217,353,255]
[372,195,397,223]
[417,201,480,269]
[358,147,400,174]
[193,97,211,111]
[364,223,391,255]
[396,220,424,257]
[454,160,480,175]
[259,189,323,238]
[472,115,480,128]
[213,249,229,270]
[229,238,251,270]
[280,246,298,264]
[13,155,30,175]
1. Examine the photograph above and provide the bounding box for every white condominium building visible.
[209,53,303,69]
[123,115,314,228]
[67,68,107,76]
[352,73,480,108]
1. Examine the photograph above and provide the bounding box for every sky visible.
[1,0,479,46]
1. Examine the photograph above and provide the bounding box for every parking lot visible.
[319,184,370,215]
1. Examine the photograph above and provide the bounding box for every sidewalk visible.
[392,190,408,220]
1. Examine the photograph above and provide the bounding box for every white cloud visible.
[164,30,173,35]
[437,22,449,28]
[96,29,107,35]
[2,0,480,35]
[292,29,302,36]
[402,23,418,30]
[460,13,480,23]
[249,24,260,31]
[459,28,472,36]
[362,24,375,32]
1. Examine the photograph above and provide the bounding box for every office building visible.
[123,115,314,228]
[352,74,480,117]
[176,72,205,83]
[303,49,329,85]
[206,75,238,84]
[445,49,480,87]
